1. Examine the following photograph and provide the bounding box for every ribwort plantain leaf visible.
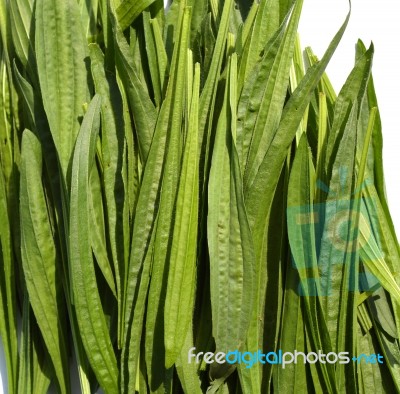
[35,0,90,181]
[20,129,70,394]
[70,95,119,394]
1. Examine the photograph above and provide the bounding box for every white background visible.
[1,0,399,392]
[298,0,400,235]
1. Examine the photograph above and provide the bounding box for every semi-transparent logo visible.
[188,347,384,369]
[286,167,382,296]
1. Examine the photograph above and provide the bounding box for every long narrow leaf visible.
[69,95,119,394]
[164,61,200,368]
[35,0,90,180]
[20,129,70,394]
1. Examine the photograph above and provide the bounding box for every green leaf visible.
[9,0,34,74]
[242,0,303,191]
[245,5,350,229]
[12,61,34,127]
[20,129,69,394]
[89,42,129,346]
[121,228,156,394]
[150,17,168,95]
[188,0,208,45]
[14,39,93,394]
[241,8,350,392]
[198,0,233,185]
[317,48,373,352]
[359,205,400,302]
[238,0,280,87]
[287,135,336,392]
[275,263,308,393]
[89,161,117,298]
[69,95,119,394]
[0,53,14,204]
[0,141,18,394]
[17,291,52,394]
[31,328,52,394]
[116,0,156,31]
[18,294,33,394]
[35,0,90,180]
[237,17,286,172]
[175,321,203,394]
[119,33,173,393]
[164,61,200,368]
[144,5,191,391]
[208,53,255,355]
[356,321,394,393]
[143,11,165,107]
[112,12,157,162]
[79,0,99,40]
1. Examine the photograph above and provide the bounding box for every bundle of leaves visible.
[1,0,399,392]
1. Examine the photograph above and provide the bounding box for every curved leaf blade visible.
[20,129,69,394]
[35,0,90,178]
[69,95,119,394]
[116,0,156,31]
[164,62,200,368]
[208,54,255,355]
